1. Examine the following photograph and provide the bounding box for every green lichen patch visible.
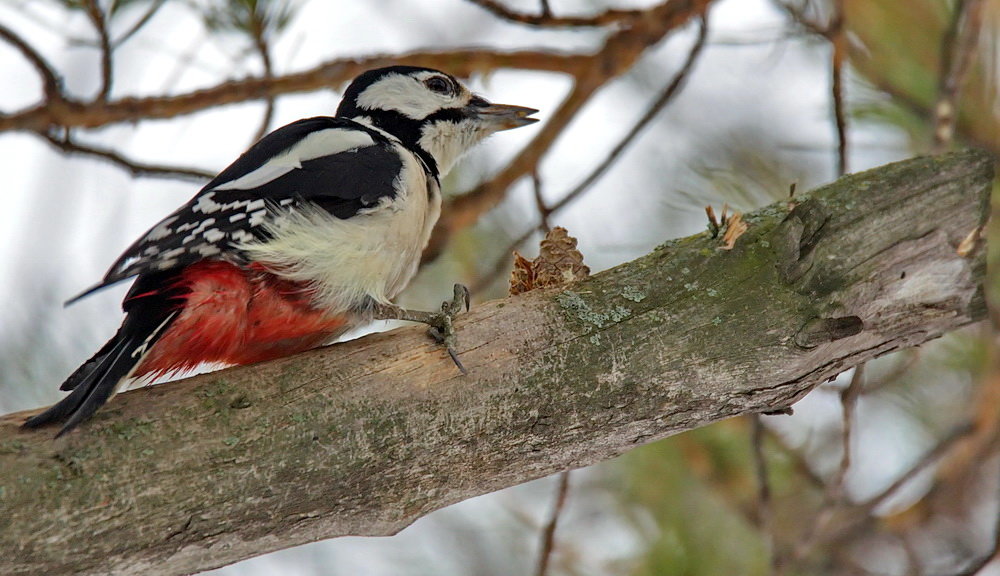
[0,440,25,455]
[621,285,647,302]
[108,418,153,441]
[556,290,632,331]
[197,379,232,398]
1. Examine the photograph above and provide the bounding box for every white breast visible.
[236,143,441,315]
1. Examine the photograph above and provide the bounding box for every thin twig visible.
[863,423,976,514]
[781,0,848,174]
[832,366,864,499]
[829,0,847,175]
[466,0,641,27]
[548,14,709,219]
[764,426,826,489]
[826,423,978,557]
[426,0,716,264]
[898,533,923,576]
[38,130,214,181]
[861,348,922,395]
[539,0,552,18]
[0,22,62,100]
[751,415,782,575]
[780,0,827,36]
[931,0,986,154]
[795,423,977,569]
[531,170,551,233]
[794,365,865,559]
[949,473,1000,575]
[470,14,710,291]
[83,0,113,101]
[535,471,570,576]
[249,7,276,143]
[111,0,166,48]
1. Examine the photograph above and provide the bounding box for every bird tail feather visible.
[23,311,177,437]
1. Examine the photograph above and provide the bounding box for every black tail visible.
[23,278,180,436]
[22,331,146,436]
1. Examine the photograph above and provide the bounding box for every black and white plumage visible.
[73,66,538,311]
[26,66,538,435]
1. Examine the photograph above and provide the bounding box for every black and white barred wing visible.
[70,117,405,303]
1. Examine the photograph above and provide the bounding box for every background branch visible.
[37,129,214,181]
[424,0,713,262]
[932,0,986,153]
[465,0,642,27]
[0,21,63,100]
[0,0,712,135]
[471,13,710,289]
[534,471,570,576]
[82,0,113,102]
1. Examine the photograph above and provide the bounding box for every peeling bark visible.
[0,150,992,576]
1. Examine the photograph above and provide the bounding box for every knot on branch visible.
[774,199,830,284]
[794,316,864,349]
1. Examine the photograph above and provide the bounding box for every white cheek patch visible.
[356,73,463,120]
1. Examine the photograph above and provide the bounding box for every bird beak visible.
[468,97,539,131]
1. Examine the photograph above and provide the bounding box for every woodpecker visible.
[24,66,538,436]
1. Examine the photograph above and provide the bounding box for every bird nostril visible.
[469,95,489,108]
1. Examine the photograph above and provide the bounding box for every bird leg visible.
[371,283,471,373]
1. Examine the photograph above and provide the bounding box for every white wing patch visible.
[214,128,377,192]
[213,163,298,192]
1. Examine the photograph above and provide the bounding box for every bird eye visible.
[425,76,452,95]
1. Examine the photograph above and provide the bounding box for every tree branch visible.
[0,48,586,133]
[465,0,643,27]
[0,150,991,576]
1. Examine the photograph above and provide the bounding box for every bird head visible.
[337,66,538,176]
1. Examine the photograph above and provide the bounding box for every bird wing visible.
[69,116,409,303]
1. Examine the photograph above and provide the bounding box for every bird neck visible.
[348,113,441,178]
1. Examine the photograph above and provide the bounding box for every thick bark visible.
[0,150,992,576]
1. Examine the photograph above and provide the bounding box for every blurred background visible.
[0,0,997,574]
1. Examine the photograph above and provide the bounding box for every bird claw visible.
[427,284,470,374]
[371,283,470,374]
[444,283,471,314]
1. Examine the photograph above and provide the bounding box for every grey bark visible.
[0,150,992,576]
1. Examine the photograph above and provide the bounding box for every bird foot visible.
[372,283,471,373]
